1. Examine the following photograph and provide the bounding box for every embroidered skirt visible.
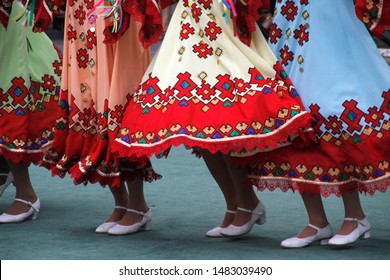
[112,0,313,162]
[244,0,390,197]
[0,1,61,164]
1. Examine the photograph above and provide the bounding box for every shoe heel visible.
[29,211,39,220]
[320,238,330,245]
[361,230,371,240]
[140,221,150,231]
[256,214,266,225]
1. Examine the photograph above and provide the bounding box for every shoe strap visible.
[114,206,127,210]
[127,208,146,216]
[307,223,321,231]
[14,198,39,212]
[344,217,365,225]
[237,207,262,215]
[226,209,237,214]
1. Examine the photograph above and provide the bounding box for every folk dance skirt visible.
[0,1,61,164]
[112,0,313,163]
[42,0,160,187]
[243,0,390,197]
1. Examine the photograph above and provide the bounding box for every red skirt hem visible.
[112,111,314,163]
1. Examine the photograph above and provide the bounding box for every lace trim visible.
[248,174,390,198]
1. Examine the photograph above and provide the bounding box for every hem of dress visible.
[112,111,314,163]
[247,174,390,198]
[41,159,162,188]
[0,143,51,165]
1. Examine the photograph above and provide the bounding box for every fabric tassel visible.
[87,0,124,33]
[220,0,241,36]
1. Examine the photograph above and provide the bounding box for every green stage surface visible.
[1,147,389,260]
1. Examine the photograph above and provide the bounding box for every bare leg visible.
[117,177,148,226]
[104,183,128,223]
[336,189,366,235]
[295,193,329,238]
[223,155,260,227]
[201,150,237,227]
[5,161,37,214]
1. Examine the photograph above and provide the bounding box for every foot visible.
[229,200,262,227]
[328,217,371,246]
[220,200,266,237]
[335,216,365,235]
[104,206,127,223]
[0,197,40,223]
[295,222,329,239]
[281,224,333,249]
[108,208,152,235]
[95,206,127,233]
[5,195,38,215]
[219,209,236,228]
[118,206,149,226]
[206,209,236,238]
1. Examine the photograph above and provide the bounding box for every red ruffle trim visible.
[67,164,162,188]
[247,176,390,198]
[235,0,270,46]
[112,112,314,165]
[0,146,49,166]
[123,0,163,48]
[42,160,162,188]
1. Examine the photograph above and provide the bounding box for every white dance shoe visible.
[0,172,14,197]
[220,201,266,237]
[328,217,371,246]
[206,209,237,238]
[95,206,128,233]
[281,224,333,248]
[108,208,152,236]
[0,197,40,223]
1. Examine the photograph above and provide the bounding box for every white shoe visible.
[220,200,266,237]
[328,217,371,246]
[0,197,40,223]
[0,172,14,197]
[206,209,237,238]
[281,224,333,248]
[95,206,128,233]
[108,208,152,236]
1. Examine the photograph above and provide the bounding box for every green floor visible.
[0,147,389,260]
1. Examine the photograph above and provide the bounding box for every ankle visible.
[344,214,366,220]
[127,204,148,213]
[15,194,38,202]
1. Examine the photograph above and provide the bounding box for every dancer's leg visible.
[202,150,237,227]
[4,161,37,214]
